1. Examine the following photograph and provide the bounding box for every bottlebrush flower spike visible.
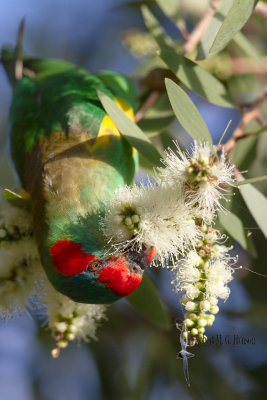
[0,195,40,318]
[172,225,236,345]
[101,183,201,266]
[38,274,107,357]
[158,141,236,222]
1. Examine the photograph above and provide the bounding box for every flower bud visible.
[191,328,198,336]
[67,333,75,341]
[200,300,210,312]
[131,215,140,223]
[198,318,207,327]
[189,313,198,321]
[199,334,207,343]
[184,318,195,327]
[206,319,214,327]
[208,297,218,306]
[69,325,78,333]
[210,305,219,314]
[56,322,67,333]
[185,301,196,311]
[58,340,68,349]
[125,217,132,226]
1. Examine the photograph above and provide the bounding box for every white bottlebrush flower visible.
[0,194,32,237]
[211,244,233,259]
[0,238,41,318]
[206,260,234,284]
[39,275,107,356]
[177,266,201,283]
[186,250,202,267]
[173,234,236,344]
[180,283,200,300]
[158,141,235,221]
[102,183,201,265]
[205,280,230,300]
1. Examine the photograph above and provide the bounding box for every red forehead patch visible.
[97,258,142,297]
[51,239,98,276]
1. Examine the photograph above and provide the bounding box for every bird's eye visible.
[87,260,102,272]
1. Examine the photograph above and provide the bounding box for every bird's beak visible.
[126,246,156,270]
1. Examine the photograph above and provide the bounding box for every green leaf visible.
[230,120,260,170]
[138,92,174,137]
[237,175,267,186]
[198,0,258,59]
[3,188,30,209]
[141,6,234,107]
[156,0,180,22]
[127,272,171,329]
[218,210,257,256]
[165,78,212,143]
[232,31,266,68]
[141,5,175,50]
[97,90,162,167]
[160,49,234,107]
[138,153,156,177]
[238,175,267,239]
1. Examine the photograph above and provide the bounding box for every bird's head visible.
[50,239,156,302]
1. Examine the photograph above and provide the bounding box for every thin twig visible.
[254,1,267,18]
[224,86,267,154]
[183,0,221,54]
[230,57,267,75]
[135,90,160,123]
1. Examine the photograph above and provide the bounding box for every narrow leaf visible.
[160,49,234,107]
[97,91,162,167]
[138,153,156,177]
[236,175,267,186]
[230,120,260,170]
[165,79,212,143]
[141,5,175,50]
[142,6,234,107]
[127,272,171,329]
[238,175,267,239]
[198,0,258,59]
[218,210,257,256]
[138,92,174,137]
[3,188,29,209]
[156,0,180,21]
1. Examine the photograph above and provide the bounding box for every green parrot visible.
[1,42,155,305]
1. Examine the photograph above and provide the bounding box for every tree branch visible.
[254,1,267,18]
[223,86,267,154]
[135,90,160,123]
[183,0,222,54]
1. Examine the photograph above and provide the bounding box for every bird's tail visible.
[1,19,25,85]
[1,19,78,86]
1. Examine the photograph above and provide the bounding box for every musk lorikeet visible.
[1,44,155,305]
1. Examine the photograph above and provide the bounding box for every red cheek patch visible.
[97,258,142,297]
[51,239,98,276]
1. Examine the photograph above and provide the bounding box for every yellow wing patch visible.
[96,97,135,146]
